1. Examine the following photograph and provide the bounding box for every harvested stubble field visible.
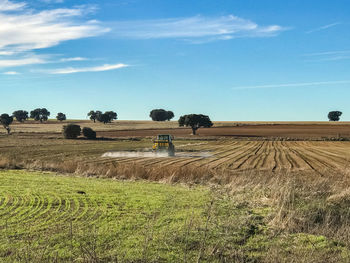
[1,121,350,262]
[1,132,350,178]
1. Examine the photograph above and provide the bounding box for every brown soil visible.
[98,124,350,139]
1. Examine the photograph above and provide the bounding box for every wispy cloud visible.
[45,63,128,74]
[0,3,108,52]
[306,22,341,34]
[0,55,46,67]
[0,1,108,58]
[303,50,350,62]
[60,57,88,62]
[232,80,350,90]
[0,0,26,11]
[3,71,20,75]
[110,15,287,42]
[40,0,64,3]
[0,54,92,68]
[304,50,350,56]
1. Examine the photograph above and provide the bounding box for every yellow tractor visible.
[152,134,175,156]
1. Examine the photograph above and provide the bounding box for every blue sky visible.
[0,0,349,121]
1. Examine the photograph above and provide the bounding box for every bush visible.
[63,124,81,139]
[82,127,96,140]
[56,113,66,122]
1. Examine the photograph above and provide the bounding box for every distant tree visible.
[82,127,96,139]
[97,111,117,124]
[166,111,174,121]
[328,111,342,121]
[0,113,13,134]
[30,108,50,123]
[12,110,28,122]
[150,109,175,121]
[178,114,213,135]
[105,111,117,121]
[56,113,66,122]
[87,110,102,123]
[63,124,81,139]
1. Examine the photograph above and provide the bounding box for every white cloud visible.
[40,0,64,3]
[306,22,341,34]
[0,56,46,67]
[110,15,286,42]
[0,51,15,55]
[232,80,350,90]
[60,57,88,62]
[3,71,19,74]
[47,63,128,74]
[0,1,109,55]
[0,0,26,11]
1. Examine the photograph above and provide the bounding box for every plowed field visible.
[93,140,350,175]
[1,123,350,177]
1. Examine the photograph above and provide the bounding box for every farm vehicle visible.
[152,134,175,156]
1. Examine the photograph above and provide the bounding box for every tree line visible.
[0,108,344,136]
[0,108,62,134]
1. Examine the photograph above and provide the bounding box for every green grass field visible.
[0,170,242,262]
[1,170,349,262]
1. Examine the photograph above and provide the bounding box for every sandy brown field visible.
[98,124,350,139]
[8,120,350,139]
[1,130,349,177]
[2,121,350,175]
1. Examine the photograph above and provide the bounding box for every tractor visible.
[152,134,175,156]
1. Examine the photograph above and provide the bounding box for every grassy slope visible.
[1,170,349,262]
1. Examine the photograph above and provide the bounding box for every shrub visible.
[63,124,81,139]
[56,113,66,121]
[82,127,96,140]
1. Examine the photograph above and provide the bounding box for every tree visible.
[88,110,102,123]
[82,127,96,139]
[178,114,213,135]
[30,108,50,123]
[12,110,28,122]
[97,111,117,124]
[150,109,175,121]
[0,114,13,134]
[105,111,117,122]
[63,124,81,139]
[56,113,66,122]
[166,111,174,121]
[328,111,342,121]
